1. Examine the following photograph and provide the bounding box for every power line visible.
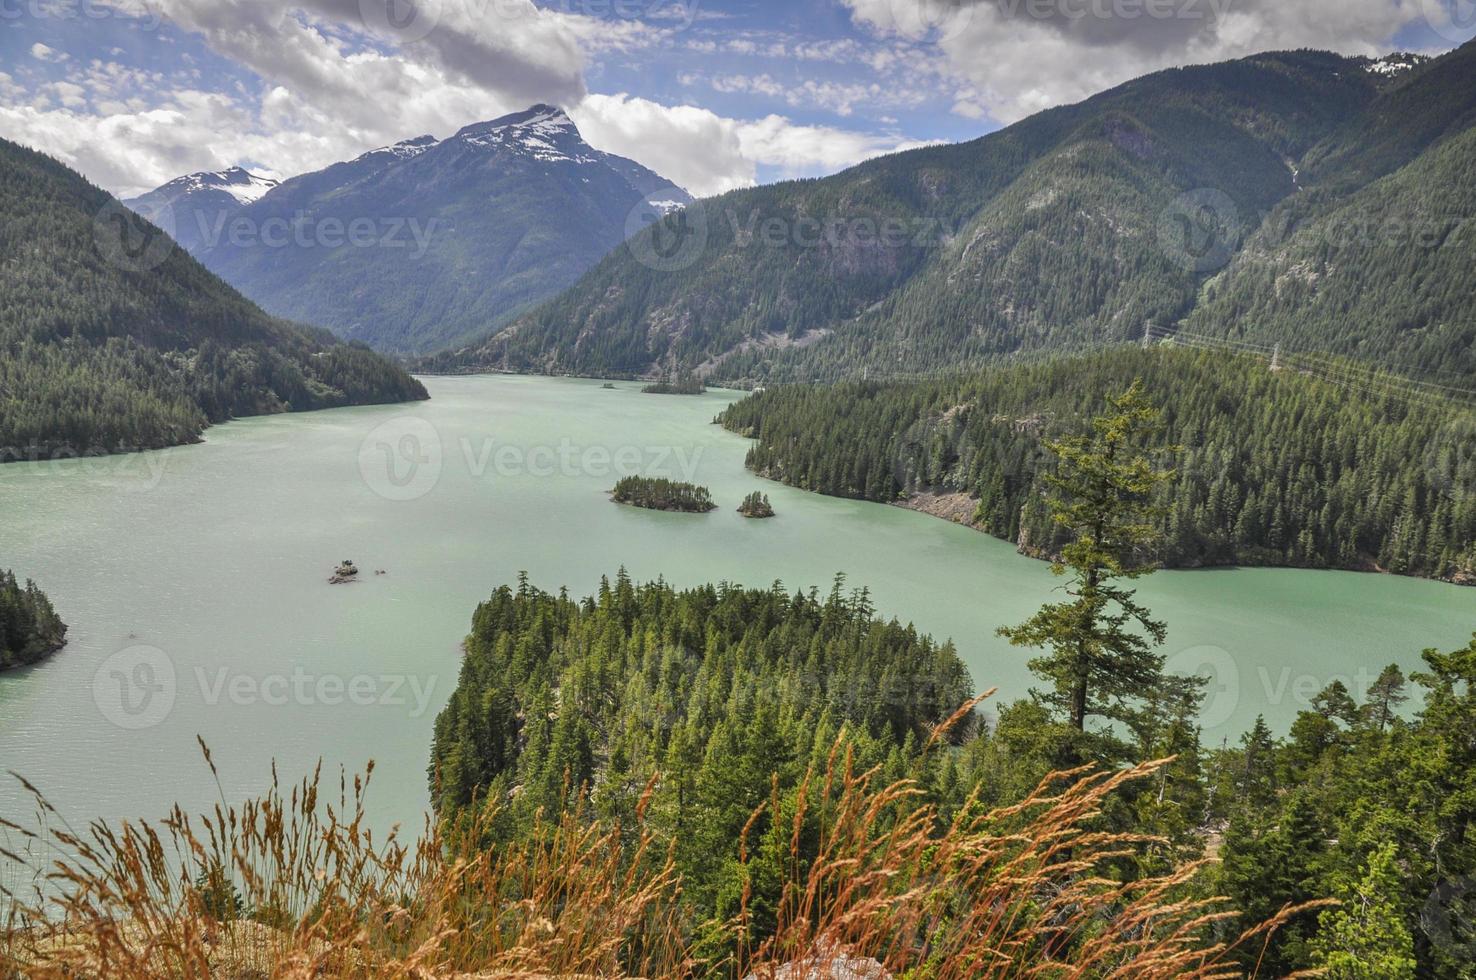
[1145,325,1476,410]
[798,326,1476,414]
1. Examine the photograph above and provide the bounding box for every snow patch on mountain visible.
[358,135,438,163]
[1363,53,1428,77]
[154,167,279,205]
[452,105,599,164]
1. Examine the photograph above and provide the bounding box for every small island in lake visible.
[737,491,775,518]
[611,476,716,513]
[641,370,705,395]
[0,569,67,671]
[329,559,360,584]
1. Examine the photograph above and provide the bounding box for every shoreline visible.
[889,491,1475,588]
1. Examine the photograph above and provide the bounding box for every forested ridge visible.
[426,374,1476,978]
[428,573,976,945]
[436,43,1476,388]
[0,138,427,460]
[717,346,1476,582]
[428,569,1476,976]
[0,570,65,670]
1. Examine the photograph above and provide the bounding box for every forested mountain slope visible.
[1183,42,1476,384]
[182,106,691,354]
[0,138,426,460]
[439,45,1474,386]
[717,346,1476,582]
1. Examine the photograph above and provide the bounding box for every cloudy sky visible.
[2,0,1472,198]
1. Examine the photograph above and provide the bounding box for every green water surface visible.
[1,375,1471,836]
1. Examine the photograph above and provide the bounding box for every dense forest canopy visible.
[610,476,717,513]
[717,345,1476,582]
[429,569,1476,976]
[0,138,426,460]
[428,573,973,943]
[0,570,66,671]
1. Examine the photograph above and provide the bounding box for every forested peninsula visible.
[718,346,1476,583]
[0,570,66,670]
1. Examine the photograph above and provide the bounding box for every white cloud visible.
[30,42,69,63]
[732,112,936,174]
[697,72,928,118]
[842,0,1441,123]
[0,2,931,200]
[572,93,757,195]
[572,93,932,197]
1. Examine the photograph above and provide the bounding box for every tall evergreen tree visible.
[997,381,1178,755]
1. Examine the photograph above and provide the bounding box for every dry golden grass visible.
[2,725,1318,979]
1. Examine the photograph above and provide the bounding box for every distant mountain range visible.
[432,45,1474,388]
[0,138,425,460]
[127,106,692,355]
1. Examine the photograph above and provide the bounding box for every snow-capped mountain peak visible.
[451,105,594,163]
[456,104,572,136]
[357,134,439,164]
[128,105,692,351]
[160,166,279,205]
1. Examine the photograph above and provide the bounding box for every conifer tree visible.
[1363,663,1408,733]
[997,381,1178,754]
[1312,842,1417,980]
